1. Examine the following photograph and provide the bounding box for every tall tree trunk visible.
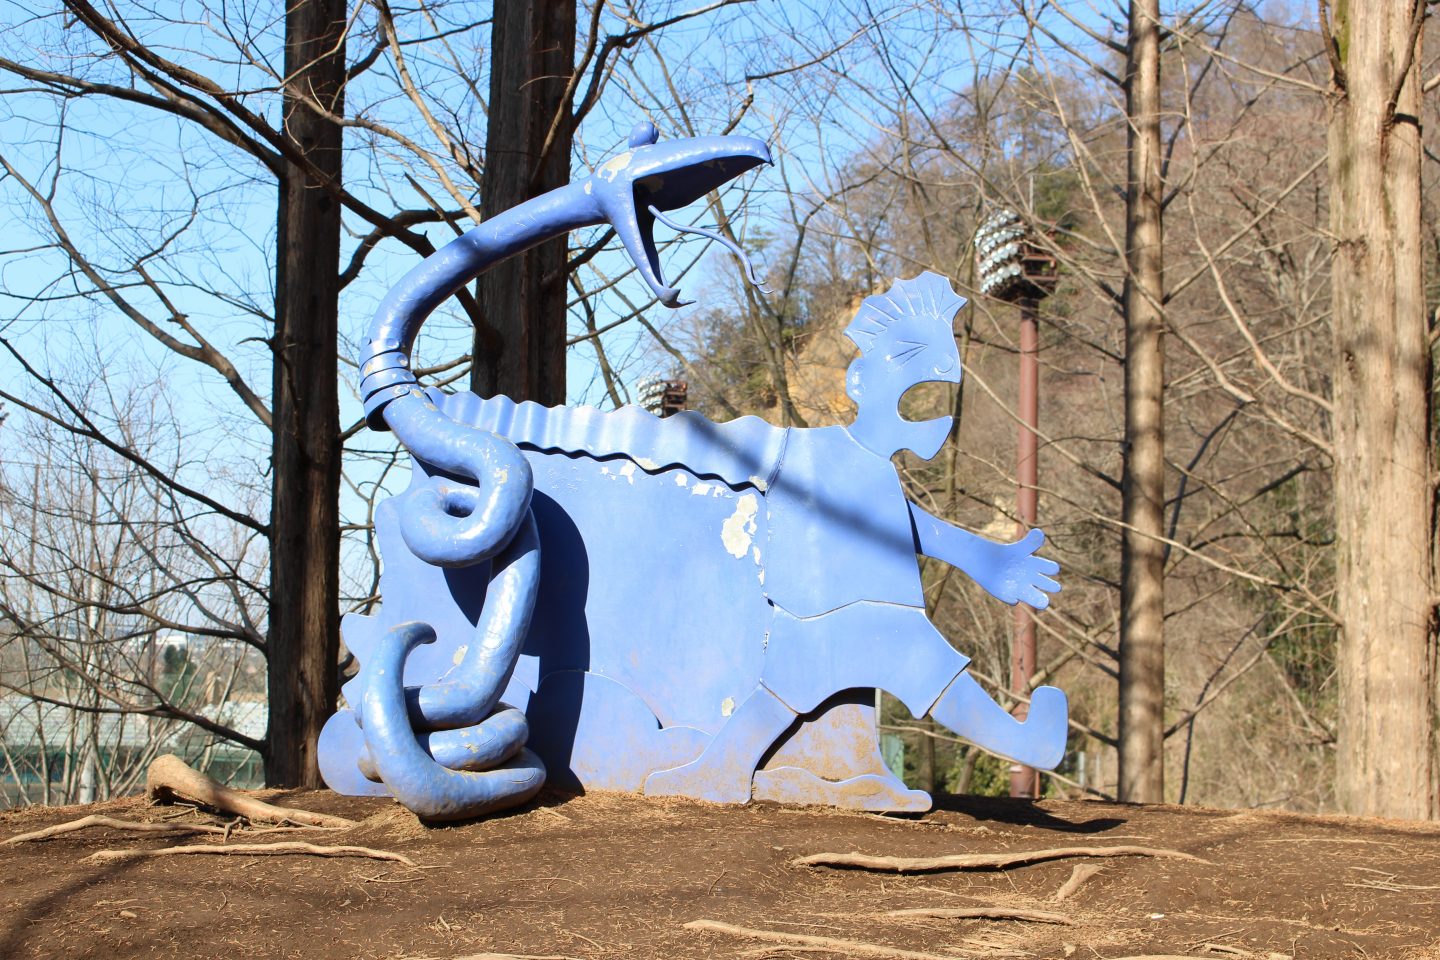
[266,0,345,787]
[1118,0,1167,804]
[1325,0,1436,819]
[472,1,576,404]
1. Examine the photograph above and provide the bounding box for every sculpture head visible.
[584,122,772,307]
[842,272,966,461]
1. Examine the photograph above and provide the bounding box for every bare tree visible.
[1119,0,1168,804]
[0,374,266,805]
[1320,0,1436,819]
[669,2,1348,810]
[473,0,576,404]
[267,0,347,788]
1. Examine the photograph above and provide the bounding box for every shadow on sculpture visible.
[318,121,1069,821]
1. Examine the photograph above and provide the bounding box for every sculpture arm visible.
[907,501,1060,609]
[447,391,788,490]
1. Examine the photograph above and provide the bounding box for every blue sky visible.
[0,0,1102,607]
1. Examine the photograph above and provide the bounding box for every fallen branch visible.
[683,919,970,960]
[146,754,355,829]
[82,840,413,865]
[792,845,1208,873]
[1053,863,1104,901]
[877,906,1074,925]
[3,815,228,845]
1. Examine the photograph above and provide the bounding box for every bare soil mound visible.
[2,789,1437,959]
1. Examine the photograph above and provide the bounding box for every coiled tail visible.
[359,621,545,821]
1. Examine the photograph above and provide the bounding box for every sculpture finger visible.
[1018,586,1051,610]
[1018,527,1045,550]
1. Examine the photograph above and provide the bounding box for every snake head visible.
[585,122,772,307]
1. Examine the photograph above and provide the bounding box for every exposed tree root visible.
[3,815,228,845]
[146,754,355,829]
[877,906,1074,925]
[792,844,1209,873]
[82,840,413,865]
[683,918,978,960]
[1053,863,1105,901]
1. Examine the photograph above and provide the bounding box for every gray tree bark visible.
[265,0,345,787]
[1323,0,1436,819]
[1118,0,1167,804]
[472,0,576,405]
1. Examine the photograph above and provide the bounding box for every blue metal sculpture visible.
[318,122,1069,820]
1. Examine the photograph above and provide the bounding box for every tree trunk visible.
[1118,0,1167,804]
[1325,1,1436,819]
[266,0,345,787]
[472,1,576,405]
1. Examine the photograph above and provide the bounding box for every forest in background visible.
[0,0,1435,820]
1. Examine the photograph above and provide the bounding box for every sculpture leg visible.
[763,601,1068,786]
[642,684,797,804]
[928,671,1068,771]
[750,602,965,809]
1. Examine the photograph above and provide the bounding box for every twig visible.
[792,845,1209,873]
[360,872,425,884]
[146,754,355,829]
[876,906,1074,925]
[3,814,227,845]
[683,919,970,960]
[1053,863,1104,901]
[82,841,413,865]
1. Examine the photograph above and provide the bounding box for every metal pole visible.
[1010,295,1041,799]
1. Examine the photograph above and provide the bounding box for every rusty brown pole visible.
[1010,295,1042,800]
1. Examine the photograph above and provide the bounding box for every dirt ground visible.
[1,787,1438,960]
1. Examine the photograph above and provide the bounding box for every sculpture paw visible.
[644,760,754,805]
[752,766,931,813]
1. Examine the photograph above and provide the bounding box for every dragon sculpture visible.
[318,121,1069,820]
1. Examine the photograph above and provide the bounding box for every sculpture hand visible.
[966,528,1061,609]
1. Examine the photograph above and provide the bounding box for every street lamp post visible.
[975,209,1058,800]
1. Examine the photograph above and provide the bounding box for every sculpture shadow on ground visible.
[929,792,1128,834]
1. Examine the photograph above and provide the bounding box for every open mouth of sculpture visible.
[607,139,773,308]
